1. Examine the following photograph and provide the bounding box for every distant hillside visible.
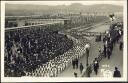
[5,3,123,16]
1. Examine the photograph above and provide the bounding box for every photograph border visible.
[1,0,127,82]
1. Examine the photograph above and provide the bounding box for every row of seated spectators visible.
[4,25,73,77]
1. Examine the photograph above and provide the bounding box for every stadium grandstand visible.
[5,14,110,77]
[4,21,74,77]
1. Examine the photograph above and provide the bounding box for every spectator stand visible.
[4,22,73,77]
[27,35,90,77]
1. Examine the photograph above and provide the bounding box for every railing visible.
[5,22,62,31]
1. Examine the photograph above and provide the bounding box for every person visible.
[93,58,99,75]
[113,67,121,77]
[103,44,106,57]
[72,59,75,69]
[74,72,77,77]
[119,41,123,51]
[86,64,92,77]
[72,59,76,69]
[86,48,89,58]
[117,29,120,43]
[99,33,101,41]
[103,36,106,43]
[109,42,113,52]
[107,42,112,55]
[79,63,84,74]
[119,29,122,39]
[75,58,79,69]
[107,48,111,59]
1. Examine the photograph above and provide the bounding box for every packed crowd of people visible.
[85,22,123,77]
[25,45,86,77]
[4,24,74,77]
[103,22,123,59]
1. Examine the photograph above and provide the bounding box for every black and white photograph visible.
[1,0,127,82]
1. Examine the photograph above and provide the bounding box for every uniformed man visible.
[79,63,84,74]
[93,58,99,75]
[86,64,92,77]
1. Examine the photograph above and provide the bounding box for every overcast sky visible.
[6,1,124,6]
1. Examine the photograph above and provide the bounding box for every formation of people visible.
[4,24,74,77]
[25,42,86,77]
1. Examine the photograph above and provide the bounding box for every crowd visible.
[25,44,86,77]
[80,22,123,77]
[23,22,123,77]
[103,22,123,59]
[90,22,123,77]
[4,16,123,77]
[22,32,88,77]
[91,22,123,77]
[4,24,74,77]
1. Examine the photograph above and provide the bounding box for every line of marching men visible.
[25,44,87,77]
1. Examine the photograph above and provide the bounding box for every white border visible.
[1,0,127,82]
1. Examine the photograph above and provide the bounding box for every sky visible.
[6,1,124,6]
